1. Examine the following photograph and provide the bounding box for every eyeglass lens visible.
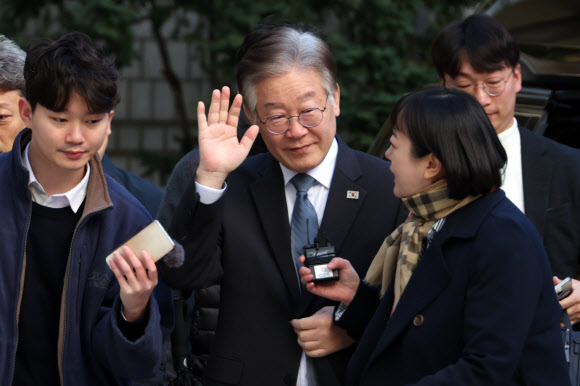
[267,108,324,134]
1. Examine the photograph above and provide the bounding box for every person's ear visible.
[513,64,522,94]
[19,98,33,128]
[439,78,445,87]
[243,103,256,126]
[107,110,115,136]
[424,153,445,181]
[332,84,340,117]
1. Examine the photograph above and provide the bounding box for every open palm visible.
[196,86,259,189]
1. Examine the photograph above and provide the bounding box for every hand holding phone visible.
[555,277,573,300]
[106,220,174,269]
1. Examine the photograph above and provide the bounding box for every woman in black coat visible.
[299,88,569,385]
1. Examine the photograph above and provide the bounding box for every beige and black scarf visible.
[365,179,479,310]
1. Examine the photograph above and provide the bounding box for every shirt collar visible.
[280,137,338,189]
[497,117,518,141]
[23,143,90,213]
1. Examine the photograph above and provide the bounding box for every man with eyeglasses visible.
[159,23,406,386]
[432,14,580,324]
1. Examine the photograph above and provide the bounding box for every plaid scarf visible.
[365,179,479,310]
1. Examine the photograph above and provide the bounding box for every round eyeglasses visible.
[449,71,513,97]
[256,96,328,135]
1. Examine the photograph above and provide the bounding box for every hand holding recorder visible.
[299,255,361,306]
[555,276,580,325]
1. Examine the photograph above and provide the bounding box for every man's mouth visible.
[63,150,85,159]
[290,144,311,152]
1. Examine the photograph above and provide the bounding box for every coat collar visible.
[366,190,506,365]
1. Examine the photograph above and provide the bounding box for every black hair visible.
[23,32,119,113]
[390,87,507,200]
[431,14,519,79]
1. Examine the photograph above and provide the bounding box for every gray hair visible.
[236,25,337,117]
[0,35,26,94]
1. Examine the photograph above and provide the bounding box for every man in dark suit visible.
[97,126,164,218]
[159,24,405,385]
[432,14,580,324]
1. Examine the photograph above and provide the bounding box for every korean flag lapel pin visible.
[346,190,359,199]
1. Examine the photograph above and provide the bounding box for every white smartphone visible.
[106,220,175,269]
[555,277,573,300]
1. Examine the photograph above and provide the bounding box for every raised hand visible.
[196,86,259,189]
[299,256,361,306]
[109,246,158,322]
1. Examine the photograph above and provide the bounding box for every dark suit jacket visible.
[161,138,406,386]
[520,127,580,279]
[338,190,569,386]
[101,154,164,218]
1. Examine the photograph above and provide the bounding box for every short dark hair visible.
[23,32,120,113]
[236,24,337,115]
[390,87,507,200]
[431,14,519,79]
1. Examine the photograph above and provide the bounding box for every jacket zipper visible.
[57,207,101,386]
[9,203,33,385]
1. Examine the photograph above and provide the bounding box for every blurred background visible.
[1,0,578,187]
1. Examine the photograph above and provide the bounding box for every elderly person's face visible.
[251,68,340,173]
[0,89,26,152]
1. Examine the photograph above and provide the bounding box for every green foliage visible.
[1,0,481,183]
[184,0,480,151]
[1,0,138,66]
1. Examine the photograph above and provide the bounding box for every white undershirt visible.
[497,118,525,213]
[23,143,89,213]
[195,139,339,386]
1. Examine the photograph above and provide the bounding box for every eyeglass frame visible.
[445,70,514,97]
[255,95,329,135]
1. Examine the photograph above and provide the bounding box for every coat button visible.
[413,314,424,326]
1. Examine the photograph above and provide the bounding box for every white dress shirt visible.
[23,143,89,213]
[497,118,525,213]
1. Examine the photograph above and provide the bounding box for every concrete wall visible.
[107,13,208,187]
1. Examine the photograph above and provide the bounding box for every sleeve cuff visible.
[334,280,381,340]
[334,302,348,321]
[195,181,227,204]
[118,302,150,342]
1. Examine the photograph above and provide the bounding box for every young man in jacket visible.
[0,32,170,385]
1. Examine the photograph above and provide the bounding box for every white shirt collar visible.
[280,138,338,188]
[23,143,90,213]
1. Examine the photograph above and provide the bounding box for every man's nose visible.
[473,84,492,106]
[65,122,84,144]
[285,116,308,137]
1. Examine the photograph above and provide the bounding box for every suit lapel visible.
[520,128,552,235]
[249,155,302,305]
[297,141,367,316]
[320,146,366,253]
